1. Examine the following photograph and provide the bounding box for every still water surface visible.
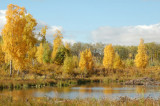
[0,83,160,99]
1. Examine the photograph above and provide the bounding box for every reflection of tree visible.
[103,87,113,94]
[52,87,72,98]
[52,87,71,93]
[87,88,92,93]
[79,87,86,93]
[3,89,34,101]
[136,86,146,94]
[63,87,71,93]
[36,87,52,93]
[78,86,92,93]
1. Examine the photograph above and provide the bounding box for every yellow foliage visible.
[86,49,94,71]
[73,56,79,68]
[103,44,115,69]
[24,14,37,63]
[40,26,47,43]
[41,26,47,37]
[129,53,133,59]
[51,30,63,61]
[134,39,148,69]
[27,46,37,65]
[136,86,146,94]
[65,42,71,51]
[28,46,37,60]
[0,44,4,64]
[1,4,37,70]
[113,53,124,69]
[63,56,74,75]
[35,43,44,64]
[79,51,87,71]
[79,49,94,71]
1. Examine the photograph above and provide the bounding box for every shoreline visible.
[0,77,160,90]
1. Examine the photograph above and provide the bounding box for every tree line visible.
[0,4,159,78]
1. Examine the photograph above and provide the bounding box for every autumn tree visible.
[79,51,87,73]
[36,43,44,64]
[103,44,115,69]
[73,55,79,68]
[145,42,160,66]
[113,52,124,69]
[35,25,50,65]
[65,42,71,51]
[1,4,37,76]
[28,46,37,66]
[125,59,134,68]
[0,43,4,65]
[51,30,63,61]
[134,39,148,69]
[24,14,37,66]
[85,49,94,71]
[79,49,94,73]
[40,26,47,43]
[43,42,51,64]
[63,56,74,77]
[54,45,70,65]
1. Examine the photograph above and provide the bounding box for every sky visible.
[0,0,160,45]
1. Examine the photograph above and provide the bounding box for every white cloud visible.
[0,10,6,31]
[2,9,160,46]
[91,23,160,45]
[45,26,64,43]
[63,39,76,45]
[36,21,76,44]
[46,26,63,36]
[0,10,73,44]
[35,21,65,43]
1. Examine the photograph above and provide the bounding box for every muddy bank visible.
[124,77,160,85]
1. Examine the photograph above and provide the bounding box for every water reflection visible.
[136,86,146,94]
[0,83,160,99]
[103,87,113,94]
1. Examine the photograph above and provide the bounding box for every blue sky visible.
[1,0,160,45]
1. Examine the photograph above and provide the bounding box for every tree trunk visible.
[10,60,12,77]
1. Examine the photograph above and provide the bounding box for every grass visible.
[0,95,160,106]
[0,66,160,105]
[0,66,160,92]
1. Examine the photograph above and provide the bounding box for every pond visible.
[0,83,160,100]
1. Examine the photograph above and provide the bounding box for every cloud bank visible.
[35,21,64,43]
[1,9,160,45]
[0,10,75,44]
[91,23,160,45]
[0,10,6,30]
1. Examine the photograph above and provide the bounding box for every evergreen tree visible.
[43,43,51,64]
[54,46,70,65]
